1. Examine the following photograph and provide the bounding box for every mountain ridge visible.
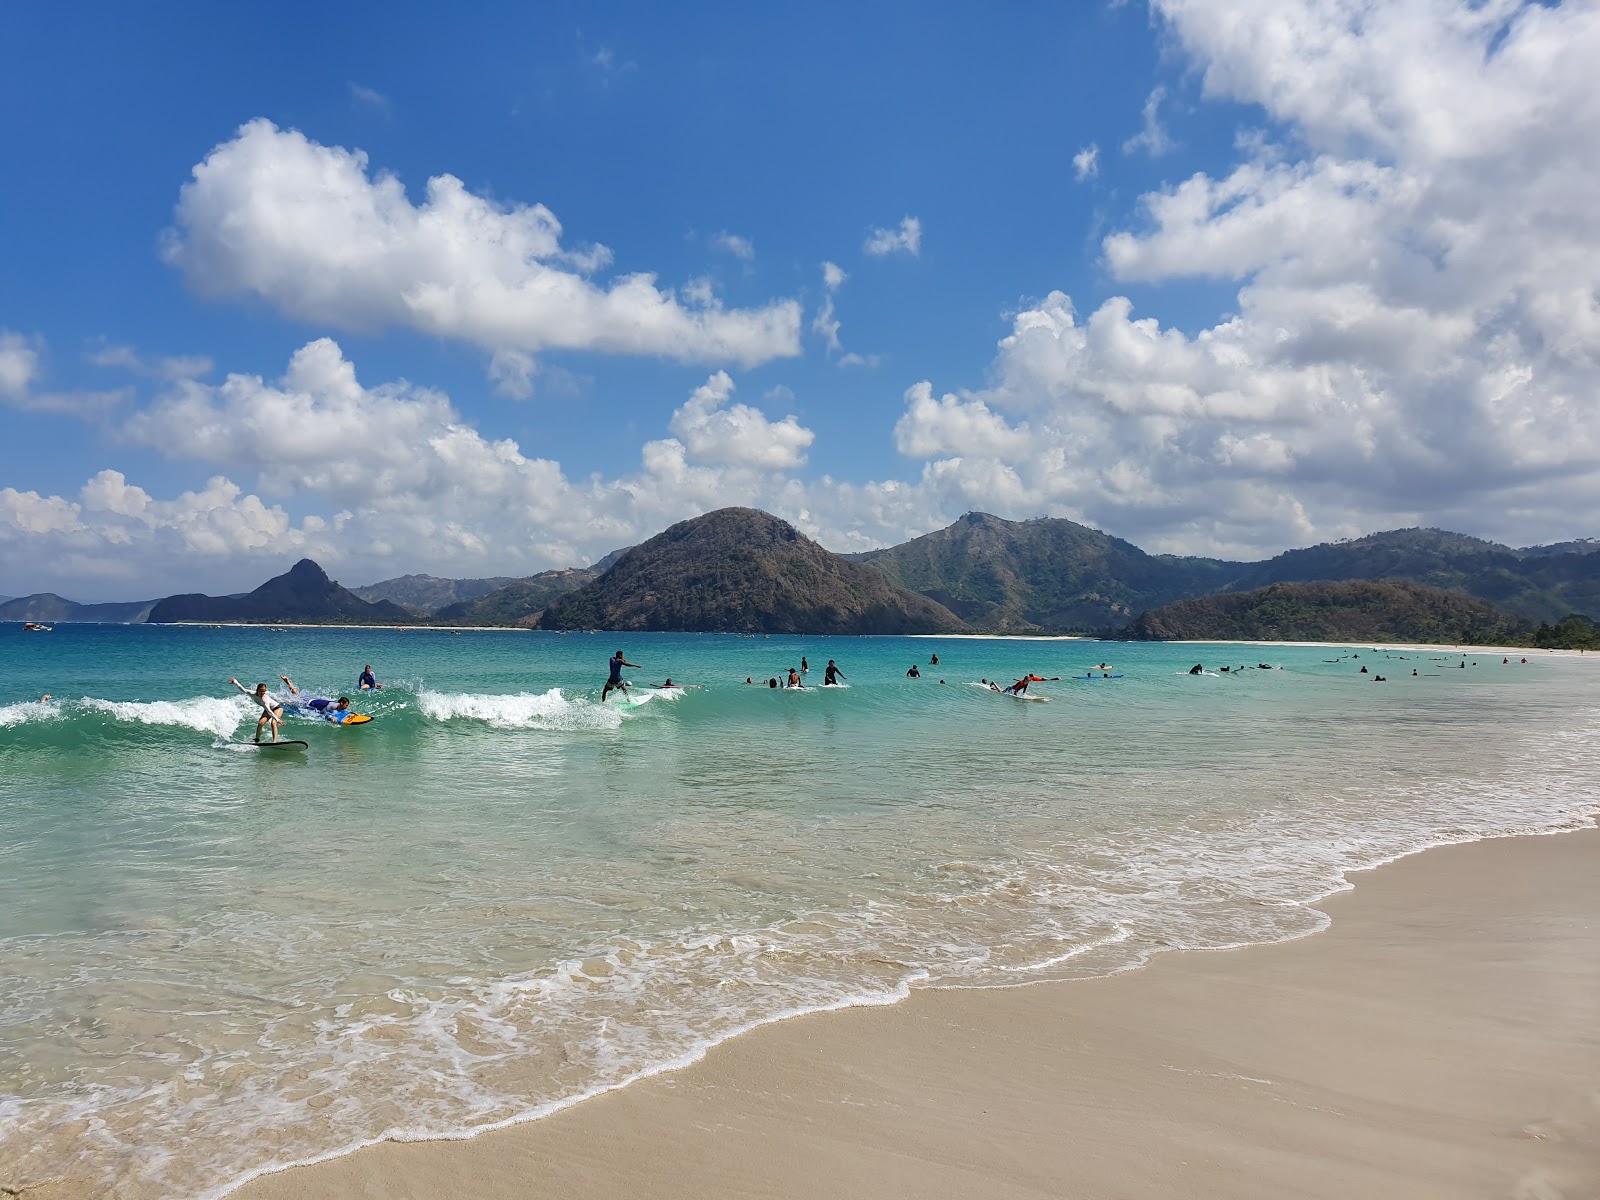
[539,508,967,634]
[146,560,414,624]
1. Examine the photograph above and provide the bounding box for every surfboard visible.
[333,713,373,725]
[248,740,308,751]
[1004,691,1049,702]
[821,682,850,688]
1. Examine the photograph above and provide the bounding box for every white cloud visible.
[822,261,847,290]
[710,231,755,261]
[836,352,881,369]
[1122,86,1174,157]
[488,349,539,400]
[666,370,814,470]
[162,120,802,370]
[0,330,131,418]
[87,342,213,381]
[1073,143,1100,181]
[348,83,390,113]
[0,331,40,398]
[864,216,922,257]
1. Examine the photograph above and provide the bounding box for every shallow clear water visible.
[1,626,1595,1197]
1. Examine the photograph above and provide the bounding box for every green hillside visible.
[855,511,1237,631]
[540,508,967,634]
[1119,580,1532,644]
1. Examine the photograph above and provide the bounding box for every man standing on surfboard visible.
[602,650,641,701]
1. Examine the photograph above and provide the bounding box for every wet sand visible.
[233,828,1600,1200]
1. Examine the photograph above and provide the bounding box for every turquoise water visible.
[2,625,1596,1198]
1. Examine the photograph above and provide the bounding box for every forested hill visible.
[853,511,1238,632]
[350,573,520,614]
[146,560,413,624]
[1225,528,1600,624]
[1118,581,1533,645]
[540,508,968,634]
[434,567,603,626]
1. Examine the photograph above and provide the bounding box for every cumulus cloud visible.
[487,349,539,400]
[1073,143,1100,181]
[162,120,802,369]
[666,370,814,470]
[879,0,1600,555]
[864,216,922,257]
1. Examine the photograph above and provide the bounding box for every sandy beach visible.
[228,829,1599,1200]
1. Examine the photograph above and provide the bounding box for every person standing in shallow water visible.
[823,659,845,685]
[800,656,809,676]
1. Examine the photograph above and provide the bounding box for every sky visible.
[3,0,1599,601]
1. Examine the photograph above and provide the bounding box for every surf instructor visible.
[602,650,642,701]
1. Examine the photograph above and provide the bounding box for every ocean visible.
[2,624,1595,1198]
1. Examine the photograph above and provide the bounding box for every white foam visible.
[417,688,623,731]
[0,698,60,728]
[80,696,246,738]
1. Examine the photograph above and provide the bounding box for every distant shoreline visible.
[15,623,1594,656]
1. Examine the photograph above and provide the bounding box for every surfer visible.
[801,656,809,675]
[1005,673,1055,696]
[823,659,845,685]
[358,665,382,691]
[906,664,921,678]
[1188,663,1203,675]
[786,667,805,689]
[278,676,359,724]
[229,678,284,743]
[930,653,939,666]
[602,650,642,701]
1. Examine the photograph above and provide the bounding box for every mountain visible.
[1119,580,1532,645]
[351,573,520,614]
[146,560,414,624]
[0,593,156,623]
[539,508,968,634]
[434,567,604,626]
[1520,538,1600,558]
[853,512,1239,632]
[1223,528,1589,624]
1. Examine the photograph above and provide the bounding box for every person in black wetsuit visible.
[824,659,845,685]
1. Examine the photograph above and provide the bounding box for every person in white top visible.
[229,678,284,743]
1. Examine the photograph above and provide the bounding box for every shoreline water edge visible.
[226,826,1600,1200]
[3,631,1597,1199]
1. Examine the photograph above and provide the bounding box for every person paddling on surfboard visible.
[278,675,359,724]
[1005,673,1057,696]
[230,678,285,743]
[602,650,641,701]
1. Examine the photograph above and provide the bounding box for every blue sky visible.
[3,2,1598,599]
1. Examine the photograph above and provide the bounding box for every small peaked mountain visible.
[854,512,1240,632]
[147,560,414,624]
[435,567,604,626]
[538,509,968,634]
[1,593,156,623]
[1119,580,1532,645]
[351,573,521,614]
